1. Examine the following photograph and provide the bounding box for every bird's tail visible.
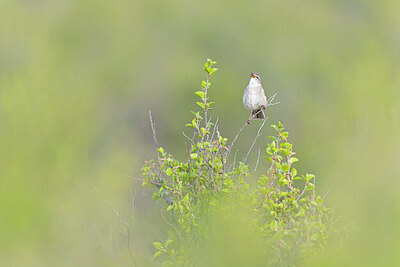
[252,109,265,119]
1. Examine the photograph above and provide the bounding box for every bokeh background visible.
[1,0,399,266]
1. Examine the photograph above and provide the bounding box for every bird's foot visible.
[247,119,251,125]
[261,105,266,110]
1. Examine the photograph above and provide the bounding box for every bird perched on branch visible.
[243,72,267,124]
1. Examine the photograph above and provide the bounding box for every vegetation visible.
[2,2,398,265]
[142,59,333,266]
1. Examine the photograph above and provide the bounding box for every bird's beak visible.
[251,73,255,78]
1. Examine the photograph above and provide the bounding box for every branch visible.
[223,111,266,171]
[148,110,164,185]
[253,148,261,173]
[149,111,159,149]
[210,117,219,141]
[243,116,268,164]
[266,93,280,107]
[223,119,249,171]
[228,148,239,173]
[223,93,279,171]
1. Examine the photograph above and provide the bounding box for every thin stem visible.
[223,92,279,172]
[149,111,159,149]
[203,73,210,141]
[254,148,261,173]
[210,117,219,141]
[243,116,268,164]
[224,119,249,172]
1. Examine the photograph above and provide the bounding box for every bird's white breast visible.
[243,82,267,110]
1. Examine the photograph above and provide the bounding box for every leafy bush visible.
[141,59,333,266]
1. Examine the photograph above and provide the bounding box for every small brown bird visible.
[243,72,267,123]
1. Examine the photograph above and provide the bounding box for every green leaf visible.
[281,164,290,172]
[201,80,207,87]
[165,239,173,247]
[157,147,164,154]
[271,124,279,132]
[208,58,216,66]
[305,173,315,182]
[195,91,205,98]
[196,102,205,109]
[166,168,173,176]
[282,149,291,156]
[153,242,163,250]
[209,68,218,75]
[268,136,278,142]
[280,142,292,148]
[152,192,159,201]
[275,162,282,169]
[296,207,306,217]
[289,157,299,164]
[154,251,163,258]
[292,167,297,177]
[306,183,314,190]
[167,205,173,211]
[190,153,198,159]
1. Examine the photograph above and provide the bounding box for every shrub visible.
[141,59,333,266]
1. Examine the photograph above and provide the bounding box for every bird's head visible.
[250,72,261,84]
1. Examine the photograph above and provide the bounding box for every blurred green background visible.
[1,0,399,266]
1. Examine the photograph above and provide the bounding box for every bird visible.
[243,72,267,124]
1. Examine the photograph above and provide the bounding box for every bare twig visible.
[182,132,194,143]
[205,116,213,142]
[160,206,183,243]
[297,182,308,202]
[210,117,219,141]
[228,149,240,172]
[254,148,261,173]
[125,224,136,266]
[224,110,261,170]
[224,120,249,171]
[266,93,279,107]
[148,111,159,149]
[93,185,121,217]
[149,111,166,186]
[224,93,279,171]
[322,189,330,200]
[130,189,136,221]
[243,116,268,164]
[93,186,137,266]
